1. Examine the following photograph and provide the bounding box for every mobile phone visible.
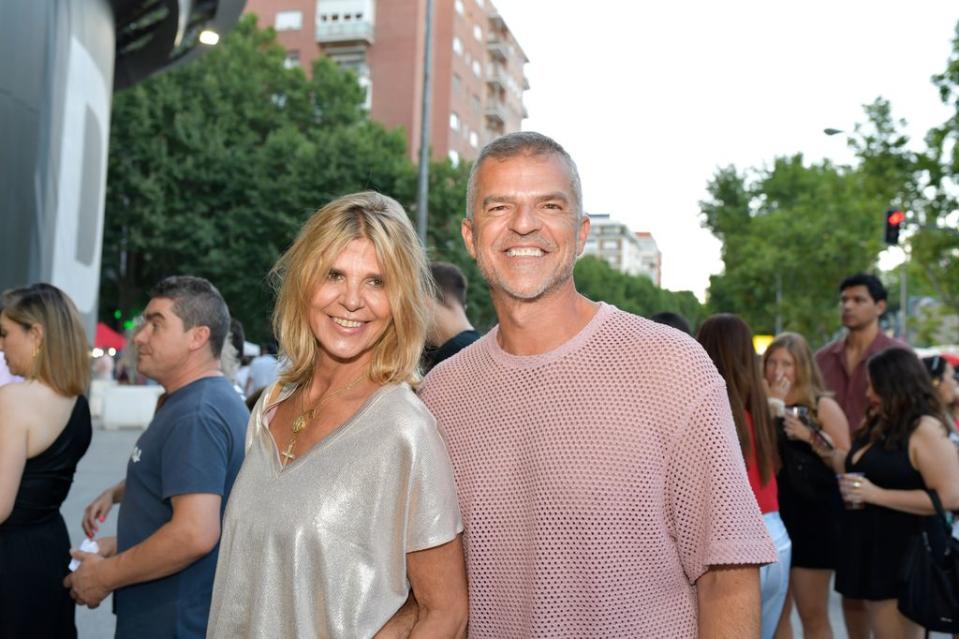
[807,424,834,450]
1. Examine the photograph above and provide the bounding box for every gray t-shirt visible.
[115,376,248,639]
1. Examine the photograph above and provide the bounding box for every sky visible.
[490,0,959,299]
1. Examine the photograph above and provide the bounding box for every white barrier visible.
[88,379,116,419]
[101,385,164,430]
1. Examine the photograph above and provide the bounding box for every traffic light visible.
[885,209,905,245]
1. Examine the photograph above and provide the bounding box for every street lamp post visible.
[415,0,435,246]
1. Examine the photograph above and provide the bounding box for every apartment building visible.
[583,215,663,286]
[245,0,528,162]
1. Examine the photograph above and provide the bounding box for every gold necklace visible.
[281,373,366,465]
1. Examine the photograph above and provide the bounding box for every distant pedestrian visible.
[649,310,692,335]
[67,276,248,639]
[815,272,907,639]
[763,332,849,639]
[420,132,775,637]
[824,347,959,639]
[0,284,93,639]
[698,314,791,639]
[244,341,279,397]
[922,354,958,430]
[422,261,480,373]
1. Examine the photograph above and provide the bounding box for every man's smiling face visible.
[462,153,590,302]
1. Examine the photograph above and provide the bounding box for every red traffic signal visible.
[885,209,905,245]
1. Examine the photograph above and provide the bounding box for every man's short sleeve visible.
[666,378,776,583]
[160,412,232,500]
[404,420,463,553]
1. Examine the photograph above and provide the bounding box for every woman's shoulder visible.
[369,384,437,436]
[0,381,73,428]
[912,414,950,441]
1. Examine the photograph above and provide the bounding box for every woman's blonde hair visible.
[271,191,431,388]
[1,283,90,396]
[763,332,830,414]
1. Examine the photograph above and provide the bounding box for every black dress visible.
[0,395,92,639]
[834,431,929,600]
[776,409,843,569]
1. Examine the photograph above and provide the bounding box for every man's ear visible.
[189,325,212,353]
[575,214,591,256]
[877,299,887,315]
[461,218,477,260]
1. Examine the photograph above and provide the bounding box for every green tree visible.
[702,152,889,346]
[574,256,705,329]
[101,16,459,341]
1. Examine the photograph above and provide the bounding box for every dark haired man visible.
[66,276,248,639]
[814,272,906,639]
[422,261,480,373]
[815,273,907,436]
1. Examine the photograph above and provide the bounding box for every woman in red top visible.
[698,314,788,639]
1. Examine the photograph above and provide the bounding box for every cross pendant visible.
[282,440,296,464]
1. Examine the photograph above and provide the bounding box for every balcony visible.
[487,37,507,63]
[486,65,507,90]
[485,101,507,127]
[316,18,374,45]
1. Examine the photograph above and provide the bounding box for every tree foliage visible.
[575,257,705,330]
[701,150,887,346]
[101,16,700,341]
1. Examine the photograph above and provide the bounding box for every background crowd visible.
[2,132,959,639]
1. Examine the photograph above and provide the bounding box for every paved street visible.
[61,427,949,639]
[62,425,139,639]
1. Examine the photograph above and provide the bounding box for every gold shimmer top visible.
[207,383,463,639]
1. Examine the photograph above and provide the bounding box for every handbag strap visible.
[925,489,952,534]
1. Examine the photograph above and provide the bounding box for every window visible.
[450,112,460,131]
[283,50,300,69]
[449,150,460,166]
[473,24,483,42]
[472,60,481,78]
[469,131,479,148]
[455,0,464,15]
[275,10,303,31]
[452,36,463,56]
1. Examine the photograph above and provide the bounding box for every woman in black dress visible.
[0,284,93,639]
[763,332,849,639]
[824,347,959,639]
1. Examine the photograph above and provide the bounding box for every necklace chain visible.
[281,373,366,466]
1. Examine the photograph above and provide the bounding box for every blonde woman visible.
[208,192,467,638]
[763,333,848,639]
[0,284,93,639]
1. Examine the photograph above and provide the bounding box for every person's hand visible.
[808,429,835,459]
[64,551,110,608]
[838,474,877,507]
[82,488,115,538]
[95,536,118,558]
[373,594,418,638]
[782,412,811,443]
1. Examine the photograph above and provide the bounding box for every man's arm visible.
[696,564,760,639]
[66,492,221,606]
[406,536,468,638]
[82,479,125,538]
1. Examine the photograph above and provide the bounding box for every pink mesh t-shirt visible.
[419,303,776,637]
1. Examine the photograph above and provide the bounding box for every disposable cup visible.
[838,472,866,510]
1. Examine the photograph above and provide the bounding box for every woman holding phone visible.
[763,332,849,639]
